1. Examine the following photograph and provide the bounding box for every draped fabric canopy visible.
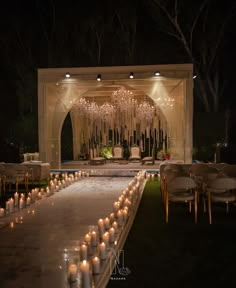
[72,86,168,156]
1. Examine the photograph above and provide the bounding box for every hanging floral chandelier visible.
[72,87,168,149]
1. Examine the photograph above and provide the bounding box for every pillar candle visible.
[14,192,19,206]
[37,192,42,199]
[80,260,91,288]
[84,233,91,244]
[103,217,110,230]
[123,209,128,223]
[26,196,31,206]
[102,232,110,248]
[109,227,115,243]
[80,244,88,261]
[109,213,115,222]
[117,210,123,226]
[9,198,14,213]
[68,263,78,282]
[113,201,120,213]
[92,256,100,274]
[19,198,24,209]
[97,218,105,238]
[118,195,124,205]
[5,200,9,211]
[0,208,5,217]
[91,231,97,247]
[112,221,118,234]
[98,242,106,260]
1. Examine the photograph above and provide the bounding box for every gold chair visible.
[112,145,124,162]
[129,145,141,162]
[165,176,198,223]
[205,177,236,224]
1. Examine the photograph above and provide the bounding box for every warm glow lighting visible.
[65,72,71,78]
[97,74,102,81]
[154,71,160,76]
[129,72,134,79]
[193,75,197,79]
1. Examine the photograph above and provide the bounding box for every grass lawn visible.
[107,179,236,288]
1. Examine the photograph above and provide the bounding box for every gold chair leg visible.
[165,192,169,223]
[208,192,212,224]
[194,190,198,223]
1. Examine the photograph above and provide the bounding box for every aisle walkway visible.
[0,177,132,288]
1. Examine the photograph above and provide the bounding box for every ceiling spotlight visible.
[129,72,134,79]
[154,71,160,76]
[65,72,71,78]
[97,74,102,81]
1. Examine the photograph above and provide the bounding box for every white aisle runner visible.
[0,177,132,288]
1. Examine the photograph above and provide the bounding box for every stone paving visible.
[0,176,133,288]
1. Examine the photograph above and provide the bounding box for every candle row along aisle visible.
[66,170,146,288]
[0,170,86,218]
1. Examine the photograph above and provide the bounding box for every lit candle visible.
[122,209,128,223]
[109,227,115,243]
[26,196,31,206]
[5,200,9,212]
[19,198,24,209]
[97,218,104,238]
[98,242,106,260]
[103,217,110,230]
[0,208,5,217]
[92,256,100,274]
[117,210,123,226]
[80,260,91,288]
[112,221,118,233]
[118,195,124,205]
[91,231,97,246]
[37,192,42,199]
[124,198,131,207]
[84,233,91,244]
[109,213,115,222]
[9,198,14,213]
[14,192,19,206]
[102,232,110,248]
[113,201,120,213]
[68,263,78,282]
[80,244,88,261]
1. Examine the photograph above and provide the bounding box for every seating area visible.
[160,162,236,224]
[0,162,51,195]
[129,145,141,162]
[89,148,106,165]
[111,145,123,162]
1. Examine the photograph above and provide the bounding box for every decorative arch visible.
[38,64,193,168]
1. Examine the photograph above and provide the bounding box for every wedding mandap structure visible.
[38,64,193,169]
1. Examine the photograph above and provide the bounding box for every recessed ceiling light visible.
[129,72,134,79]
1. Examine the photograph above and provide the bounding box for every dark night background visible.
[0,0,236,162]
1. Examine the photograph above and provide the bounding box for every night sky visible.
[0,0,236,151]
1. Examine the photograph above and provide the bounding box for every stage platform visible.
[59,160,161,176]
